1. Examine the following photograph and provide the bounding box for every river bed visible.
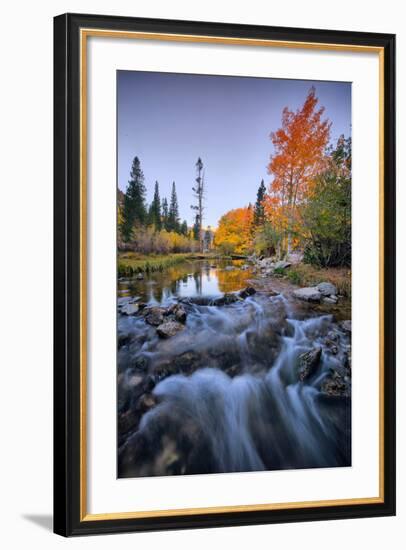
[117,259,351,478]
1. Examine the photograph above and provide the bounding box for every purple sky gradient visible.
[117,71,351,228]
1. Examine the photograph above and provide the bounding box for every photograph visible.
[116,71,353,478]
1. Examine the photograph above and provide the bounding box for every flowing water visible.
[117,259,351,478]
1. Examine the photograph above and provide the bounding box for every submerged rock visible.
[238,286,256,299]
[156,321,185,338]
[292,287,322,303]
[298,347,322,381]
[317,282,338,297]
[213,293,240,306]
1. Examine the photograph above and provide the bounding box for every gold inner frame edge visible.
[79,28,385,522]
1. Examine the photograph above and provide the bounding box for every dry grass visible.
[118,252,192,276]
[285,264,351,298]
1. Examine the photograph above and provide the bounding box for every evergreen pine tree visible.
[253,179,266,226]
[180,220,188,236]
[161,197,169,231]
[150,181,162,230]
[121,157,147,241]
[168,181,180,232]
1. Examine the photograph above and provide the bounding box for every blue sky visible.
[117,71,351,228]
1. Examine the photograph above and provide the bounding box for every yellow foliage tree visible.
[214,207,254,254]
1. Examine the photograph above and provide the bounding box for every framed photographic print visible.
[54,13,396,536]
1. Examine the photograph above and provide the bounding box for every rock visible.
[167,303,187,323]
[225,364,242,378]
[238,286,256,299]
[292,287,322,303]
[325,338,339,354]
[156,321,185,338]
[298,347,322,381]
[213,293,240,306]
[118,333,131,348]
[321,370,350,397]
[136,273,144,280]
[210,264,217,268]
[340,320,352,333]
[133,356,149,372]
[317,282,337,296]
[327,330,340,342]
[143,307,166,326]
[240,264,250,271]
[224,266,235,271]
[121,302,139,315]
[118,409,139,435]
[274,260,291,270]
[286,251,303,264]
[322,296,338,305]
[136,393,157,412]
[173,351,201,373]
[127,374,144,388]
[266,289,280,297]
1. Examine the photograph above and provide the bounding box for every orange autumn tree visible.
[266,87,331,256]
[215,206,254,255]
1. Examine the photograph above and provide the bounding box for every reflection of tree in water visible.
[193,271,203,295]
[217,267,253,294]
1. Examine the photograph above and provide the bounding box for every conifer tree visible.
[161,197,169,231]
[168,181,180,232]
[180,220,188,236]
[253,180,266,226]
[121,156,147,241]
[150,181,162,230]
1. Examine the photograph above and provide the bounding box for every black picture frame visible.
[54,12,396,536]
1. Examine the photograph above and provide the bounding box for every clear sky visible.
[117,71,351,228]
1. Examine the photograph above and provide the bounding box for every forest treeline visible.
[118,158,206,254]
[119,87,351,268]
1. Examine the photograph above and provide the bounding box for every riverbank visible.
[118,252,194,276]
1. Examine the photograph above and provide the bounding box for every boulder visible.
[298,347,322,381]
[317,282,337,297]
[136,273,144,280]
[166,303,187,323]
[292,287,322,303]
[121,302,139,316]
[156,321,185,338]
[143,307,166,326]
